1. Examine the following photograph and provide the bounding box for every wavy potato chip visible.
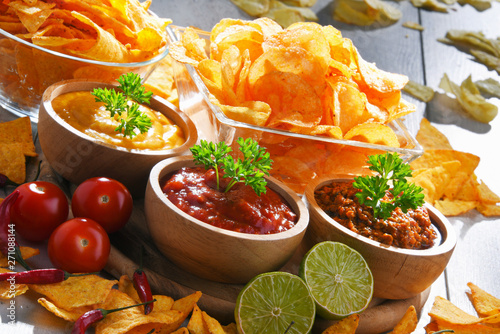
[344,122,400,147]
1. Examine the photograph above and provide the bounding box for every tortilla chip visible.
[29,275,117,310]
[0,143,26,185]
[390,305,418,334]
[95,289,183,334]
[0,117,37,157]
[468,283,500,317]
[0,268,28,299]
[0,246,39,267]
[38,297,92,322]
[322,313,359,333]
[416,118,453,150]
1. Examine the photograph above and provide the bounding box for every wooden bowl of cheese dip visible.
[303,176,457,300]
[38,79,198,197]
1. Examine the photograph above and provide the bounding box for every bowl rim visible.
[148,155,310,241]
[167,25,424,160]
[304,175,457,256]
[0,27,168,68]
[40,79,198,156]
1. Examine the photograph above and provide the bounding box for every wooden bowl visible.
[303,176,457,300]
[144,156,309,284]
[38,79,198,197]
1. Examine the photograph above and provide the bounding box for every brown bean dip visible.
[314,180,437,249]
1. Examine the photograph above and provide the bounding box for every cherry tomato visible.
[10,181,69,242]
[48,218,110,273]
[71,177,133,233]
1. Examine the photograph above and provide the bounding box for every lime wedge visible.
[299,241,373,320]
[235,271,316,334]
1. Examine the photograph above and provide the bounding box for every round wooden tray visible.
[105,199,431,334]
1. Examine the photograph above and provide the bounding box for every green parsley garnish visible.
[352,152,425,220]
[91,72,153,138]
[190,138,273,196]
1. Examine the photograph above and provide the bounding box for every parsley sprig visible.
[91,73,153,138]
[353,152,425,220]
[190,138,273,196]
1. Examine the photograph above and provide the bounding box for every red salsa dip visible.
[161,167,297,234]
[314,180,437,249]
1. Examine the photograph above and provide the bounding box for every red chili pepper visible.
[0,191,31,270]
[71,299,156,334]
[133,269,154,315]
[133,245,154,314]
[0,269,97,284]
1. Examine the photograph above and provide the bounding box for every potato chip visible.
[0,116,37,157]
[403,80,434,102]
[322,313,359,333]
[439,73,498,124]
[334,0,401,27]
[402,21,425,31]
[229,0,270,16]
[355,51,409,94]
[0,268,28,299]
[344,122,400,147]
[143,54,179,107]
[248,45,327,97]
[29,275,117,310]
[475,78,500,99]
[390,305,418,334]
[215,101,271,126]
[250,71,323,129]
[410,0,448,12]
[170,328,190,334]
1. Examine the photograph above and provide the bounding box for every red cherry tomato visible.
[71,177,133,233]
[10,181,69,242]
[48,218,110,273]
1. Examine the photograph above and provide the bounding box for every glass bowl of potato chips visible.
[168,20,424,194]
[0,0,171,122]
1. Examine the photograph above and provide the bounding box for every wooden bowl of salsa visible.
[144,156,309,284]
[38,79,198,197]
[303,176,457,300]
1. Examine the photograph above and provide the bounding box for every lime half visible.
[235,271,316,334]
[299,241,374,320]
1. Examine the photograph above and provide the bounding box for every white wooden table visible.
[1,0,500,333]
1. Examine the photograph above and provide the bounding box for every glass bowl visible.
[167,26,424,194]
[0,28,168,123]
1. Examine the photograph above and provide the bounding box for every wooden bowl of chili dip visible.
[38,78,198,197]
[304,176,456,300]
[144,155,309,284]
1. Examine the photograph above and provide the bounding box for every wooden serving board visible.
[25,127,430,334]
[104,198,431,334]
